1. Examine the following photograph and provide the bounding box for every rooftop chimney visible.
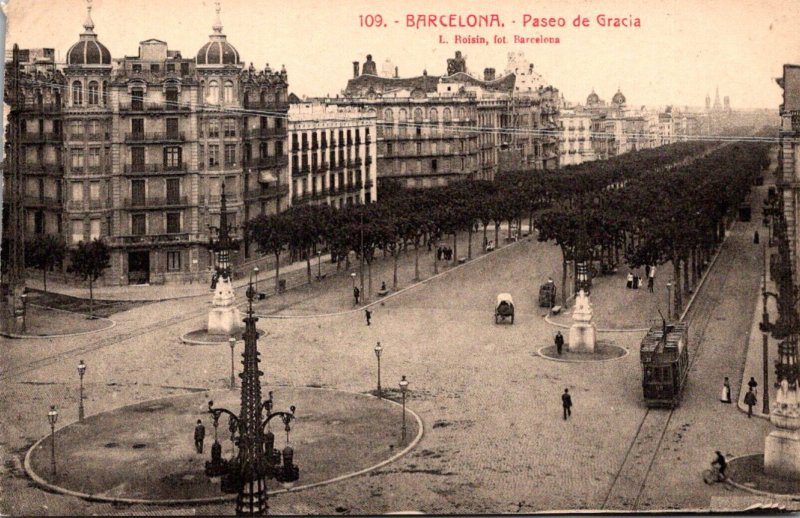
[484,68,496,81]
[394,66,398,78]
[353,61,360,78]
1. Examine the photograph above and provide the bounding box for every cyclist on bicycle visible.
[711,451,727,480]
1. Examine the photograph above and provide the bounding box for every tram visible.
[640,321,689,408]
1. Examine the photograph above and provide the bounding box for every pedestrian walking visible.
[626,272,634,289]
[648,276,654,293]
[754,230,760,244]
[744,388,757,418]
[748,376,758,397]
[365,308,372,326]
[562,388,573,420]
[645,265,651,278]
[194,419,206,454]
[437,246,443,261]
[353,286,360,305]
[720,377,732,403]
[554,331,564,355]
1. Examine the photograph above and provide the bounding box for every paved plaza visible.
[0,175,793,515]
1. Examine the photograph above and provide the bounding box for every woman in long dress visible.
[720,377,732,403]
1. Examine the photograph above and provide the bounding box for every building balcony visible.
[22,132,61,143]
[245,156,288,170]
[364,180,374,190]
[247,127,288,139]
[123,163,188,174]
[66,199,107,211]
[114,233,192,247]
[122,196,190,209]
[316,162,329,173]
[19,103,61,113]
[23,195,61,208]
[118,102,193,114]
[330,161,345,171]
[244,184,290,202]
[26,163,64,175]
[243,100,289,111]
[87,132,111,141]
[125,132,186,143]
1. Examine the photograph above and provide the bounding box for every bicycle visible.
[703,464,726,484]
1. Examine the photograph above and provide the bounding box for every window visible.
[166,212,181,234]
[72,81,83,105]
[208,119,219,138]
[387,143,393,156]
[132,64,142,73]
[207,81,219,103]
[208,145,219,167]
[259,142,267,159]
[274,141,283,156]
[224,144,236,166]
[71,182,83,202]
[71,220,84,244]
[150,64,160,74]
[131,179,145,205]
[89,181,100,200]
[165,118,179,139]
[414,108,423,122]
[131,118,144,136]
[399,109,407,122]
[416,142,422,154]
[88,81,99,105]
[131,147,145,170]
[443,108,451,122]
[167,251,181,271]
[166,178,180,204]
[88,148,100,168]
[34,211,45,235]
[131,214,146,235]
[223,81,234,103]
[70,120,83,138]
[166,63,175,73]
[164,147,182,169]
[71,149,84,170]
[165,88,178,109]
[90,219,101,240]
[224,119,236,137]
[429,108,438,122]
[131,88,144,111]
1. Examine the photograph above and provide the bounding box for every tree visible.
[68,239,110,318]
[246,213,289,293]
[26,234,66,293]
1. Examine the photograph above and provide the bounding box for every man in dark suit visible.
[194,419,206,454]
[562,388,573,420]
[554,331,564,355]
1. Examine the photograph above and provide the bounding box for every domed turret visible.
[196,2,241,66]
[612,89,626,105]
[66,0,111,66]
[586,89,600,106]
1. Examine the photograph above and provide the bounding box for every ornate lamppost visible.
[399,375,409,444]
[208,183,240,282]
[374,342,383,399]
[204,282,299,515]
[47,405,58,476]
[229,337,237,390]
[316,250,322,281]
[78,360,86,422]
[207,183,242,335]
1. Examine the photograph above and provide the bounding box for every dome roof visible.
[66,3,111,66]
[612,89,626,105]
[586,90,600,105]
[196,39,240,66]
[196,4,240,66]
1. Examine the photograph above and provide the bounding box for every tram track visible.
[601,234,736,511]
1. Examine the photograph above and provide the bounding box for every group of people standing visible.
[626,265,656,292]
[436,246,454,261]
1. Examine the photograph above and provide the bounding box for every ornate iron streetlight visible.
[208,183,240,284]
[229,337,237,390]
[374,342,383,399]
[253,266,259,293]
[204,282,299,515]
[77,360,86,422]
[47,405,58,476]
[399,375,409,444]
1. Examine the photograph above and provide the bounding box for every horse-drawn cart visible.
[495,293,515,324]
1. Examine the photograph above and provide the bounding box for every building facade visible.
[3,4,289,285]
[287,102,377,207]
[557,108,594,166]
[777,64,800,280]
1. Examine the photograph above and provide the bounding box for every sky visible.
[3,0,800,109]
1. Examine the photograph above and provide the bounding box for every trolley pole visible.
[762,243,770,414]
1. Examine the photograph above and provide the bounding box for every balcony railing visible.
[26,163,64,174]
[22,132,61,143]
[245,156,288,169]
[243,100,290,111]
[115,233,191,246]
[24,195,61,207]
[118,102,192,113]
[124,163,188,174]
[122,196,190,209]
[19,103,61,113]
[87,132,111,141]
[66,199,107,210]
[125,132,186,143]
[247,127,288,138]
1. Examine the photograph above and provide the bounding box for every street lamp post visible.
[229,337,237,390]
[77,360,86,422]
[20,292,27,333]
[399,375,409,444]
[47,405,58,476]
[666,281,673,320]
[374,342,383,399]
[317,250,322,281]
[204,281,299,515]
[351,272,357,289]
[253,266,259,293]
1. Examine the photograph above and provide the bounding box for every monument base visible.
[207,306,243,336]
[764,427,800,480]
[568,323,597,353]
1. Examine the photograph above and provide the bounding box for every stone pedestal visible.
[207,275,242,336]
[567,289,596,353]
[568,322,597,353]
[764,428,800,480]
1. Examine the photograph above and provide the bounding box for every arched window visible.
[398,109,407,122]
[72,81,83,106]
[224,81,234,103]
[383,108,393,122]
[36,92,43,106]
[207,80,219,103]
[260,90,267,104]
[88,81,99,105]
[443,108,451,122]
[429,108,438,122]
[55,91,61,107]
[458,108,466,119]
[259,142,267,159]
[413,108,423,122]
